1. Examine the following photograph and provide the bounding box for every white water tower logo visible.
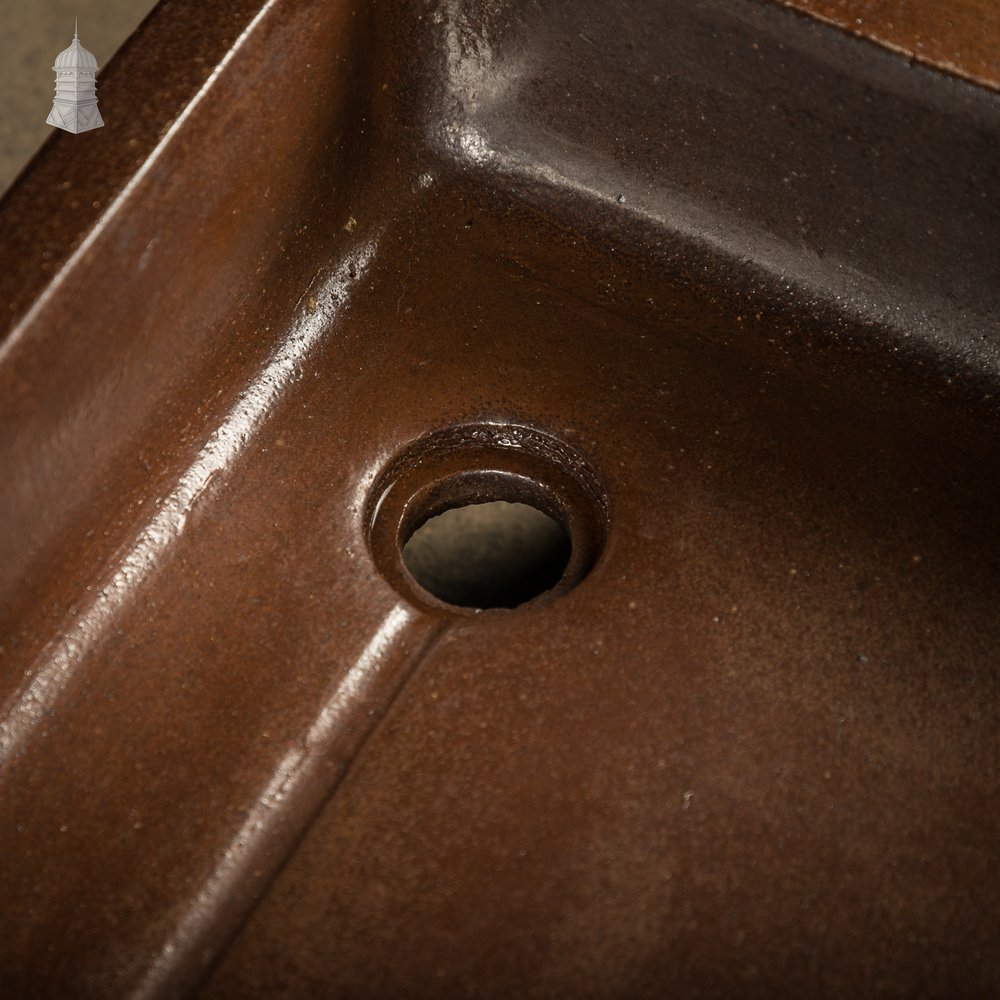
[46,20,105,134]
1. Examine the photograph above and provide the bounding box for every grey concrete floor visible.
[0,0,158,195]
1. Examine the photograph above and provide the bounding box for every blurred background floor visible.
[0,0,158,195]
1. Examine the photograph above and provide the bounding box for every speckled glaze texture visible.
[0,1,998,997]
[780,0,1000,91]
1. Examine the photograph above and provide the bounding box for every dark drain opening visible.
[401,500,572,609]
[368,424,608,615]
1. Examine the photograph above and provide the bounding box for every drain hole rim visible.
[366,424,609,616]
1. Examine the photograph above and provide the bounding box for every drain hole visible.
[401,501,572,609]
[368,424,608,614]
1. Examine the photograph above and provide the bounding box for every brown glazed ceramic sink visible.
[1,1,998,996]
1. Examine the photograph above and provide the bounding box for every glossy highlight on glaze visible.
[0,235,380,767]
[1,0,998,996]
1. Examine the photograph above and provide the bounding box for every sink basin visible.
[1,0,997,995]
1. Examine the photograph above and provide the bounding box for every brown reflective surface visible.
[781,0,1000,91]
[1,0,998,996]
